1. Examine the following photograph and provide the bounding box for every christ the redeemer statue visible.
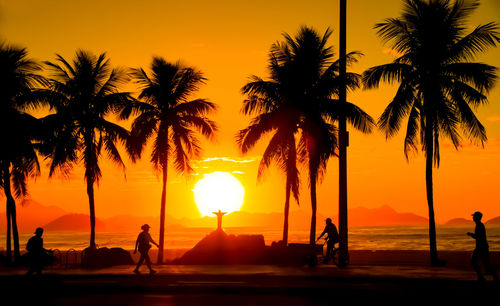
[213,210,227,230]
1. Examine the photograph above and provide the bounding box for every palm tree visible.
[238,43,302,247]
[0,43,46,262]
[363,0,499,266]
[238,102,301,247]
[288,28,374,245]
[41,50,131,248]
[122,57,217,264]
[238,26,374,246]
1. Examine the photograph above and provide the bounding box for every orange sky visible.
[1,0,499,224]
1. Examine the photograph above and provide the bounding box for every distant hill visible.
[103,215,185,231]
[180,210,331,230]
[444,218,474,227]
[486,216,500,226]
[348,205,428,227]
[44,214,106,231]
[166,205,428,228]
[0,199,69,232]
[11,200,500,232]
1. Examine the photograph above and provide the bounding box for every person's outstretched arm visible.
[317,228,327,241]
[149,234,159,247]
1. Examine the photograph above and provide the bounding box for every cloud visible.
[199,157,259,164]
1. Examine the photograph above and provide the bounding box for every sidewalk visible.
[0,263,481,281]
[1,264,498,305]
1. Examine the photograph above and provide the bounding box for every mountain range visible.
[2,200,499,232]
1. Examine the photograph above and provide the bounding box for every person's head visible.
[35,227,44,237]
[472,211,483,222]
[141,224,150,232]
[326,218,332,225]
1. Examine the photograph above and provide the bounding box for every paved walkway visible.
[0,263,482,280]
[1,264,499,305]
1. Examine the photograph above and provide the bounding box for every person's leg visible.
[145,252,156,274]
[482,251,498,281]
[26,265,35,275]
[134,253,145,273]
[471,249,485,281]
[324,242,332,264]
[35,263,42,275]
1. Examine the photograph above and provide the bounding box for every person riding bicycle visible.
[317,218,339,264]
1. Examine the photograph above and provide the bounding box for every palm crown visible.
[0,43,47,260]
[41,50,132,247]
[363,0,499,162]
[238,26,373,245]
[362,0,499,265]
[122,57,217,263]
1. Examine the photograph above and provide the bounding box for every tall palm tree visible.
[363,0,499,266]
[238,41,302,247]
[41,50,131,248]
[122,57,217,264]
[0,43,46,262]
[287,28,374,245]
[238,101,301,246]
[238,26,373,246]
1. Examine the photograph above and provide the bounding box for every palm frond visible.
[362,63,413,89]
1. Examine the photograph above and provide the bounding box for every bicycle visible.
[319,239,340,266]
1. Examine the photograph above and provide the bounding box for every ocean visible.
[2,226,499,252]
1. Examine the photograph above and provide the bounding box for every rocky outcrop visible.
[173,230,268,264]
[81,247,134,268]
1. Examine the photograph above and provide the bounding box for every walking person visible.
[467,211,498,282]
[133,224,159,275]
[26,228,52,275]
[317,218,339,264]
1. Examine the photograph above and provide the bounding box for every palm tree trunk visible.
[3,163,18,262]
[5,199,11,263]
[309,179,317,245]
[157,163,168,264]
[3,166,12,262]
[86,177,96,248]
[425,136,439,266]
[282,177,290,246]
[10,195,20,260]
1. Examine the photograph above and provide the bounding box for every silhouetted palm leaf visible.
[42,50,132,248]
[363,0,499,265]
[238,26,374,245]
[0,42,46,261]
[123,57,217,264]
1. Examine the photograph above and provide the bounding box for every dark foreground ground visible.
[1,264,499,305]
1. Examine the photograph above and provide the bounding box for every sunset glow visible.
[193,172,245,217]
[1,0,499,223]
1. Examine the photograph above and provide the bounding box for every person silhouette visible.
[133,224,159,275]
[467,211,498,282]
[317,218,339,264]
[26,227,52,275]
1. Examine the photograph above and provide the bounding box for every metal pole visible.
[338,0,349,267]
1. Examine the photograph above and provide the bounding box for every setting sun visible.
[193,172,245,217]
